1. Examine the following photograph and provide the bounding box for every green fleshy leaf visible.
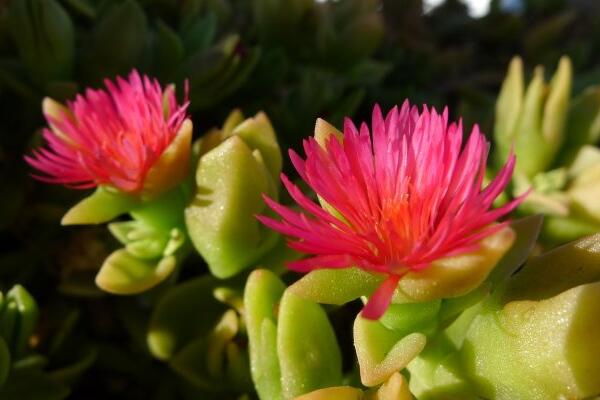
[295,386,363,400]
[295,372,414,400]
[169,336,213,389]
[568,161,600,222]
[259,319,281,399]
[108,221,145,245]
[542,215,600,244]
[569,145,600,177]
[532,168,567,193]
[379,300,441,336]
[438,284,489,324]
[494,57,523,167]
[222,110,245,136]
[514,66,548,177]
[206,310,239,378]
[288,267,383,305]
[224,342,253,390]
[61,187,138,225]
[407,352,477,400]
[254,235,303,275]
[95,250,176,295]
[278,290,342,398]
[148,276,226,361]
[461,282,600,399]
[185,136,278,278]
[125,237,168,259]
[368,372,414,400]
[6,285,39,357]
[170,310,247,391]
[181,12,217,53]
[229,112,282,180]
[244,269,285,400]
[109,220,185,260]
[484,214,543,288]
[8,0,75,83]
[542,56,572,161]
[154,19,184,78]
[130,188,187,231]
[85,0,147,79]
[560,86,600,163]
[502,232,600,303]
[354,315,426,387]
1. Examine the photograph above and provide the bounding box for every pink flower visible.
[258,101,523,319]
[26,70,190,195]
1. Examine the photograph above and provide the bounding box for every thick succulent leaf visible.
[154,19,185,77]
[222,109,245,135]
[95,250,176,295]
[568,161,600,222]
[513,67,548,177]
[294,372,414,400]
[278,290,343,398]
[438,285,489,325]
[109,218,185,261]
[288,267,383,305]
[560,86,600,163]
[6,285,39,357]
[407,351,478,400]
[8,0,74,82]
[569,145,600,176]
[314,118,343,146]
[229,112,282,180]
[378,300,441,336]
[254,235,303,275]
[502,232,600,302]
[224,342,253,390]
[185,136,279,278]
[542,56,571,160]
[354,314,426,387]
[396,227,515,301]
[462,282,600,399]
[148,275,226,360]
[542,215,600,244]
[206,310,239,378]
[108,221,147,245]
[513,169,569,216]
[169,337,214,389]
[85,0,147,79]
[494,56,523,166]
[130,187,188,231]
[142,120,192,200]
[169,310,241,389]
[244,269,285,400]
[366,372,413,400]
[61,186,138,225]
[294,387,362,400]
[484,215,543,288]
[312,118,345,219]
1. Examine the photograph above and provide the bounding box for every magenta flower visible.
[26,70,191,196]
[258,101,523,319]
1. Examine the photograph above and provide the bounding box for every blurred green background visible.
[1,0,600,398]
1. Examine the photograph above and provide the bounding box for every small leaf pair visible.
[185,110,282,279]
